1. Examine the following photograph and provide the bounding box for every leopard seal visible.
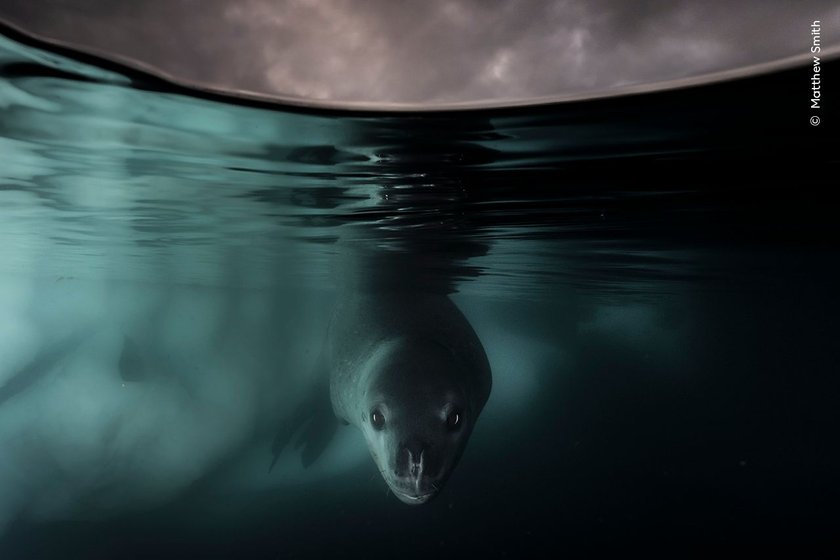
[269,240,492,504]
[327,284,491,504]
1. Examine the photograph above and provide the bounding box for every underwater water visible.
[1,24,839,558]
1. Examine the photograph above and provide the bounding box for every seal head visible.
[358,338,477,504]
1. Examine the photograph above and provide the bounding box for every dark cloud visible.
[1,0,838,106]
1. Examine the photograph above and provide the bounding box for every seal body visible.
[328,290,491,504]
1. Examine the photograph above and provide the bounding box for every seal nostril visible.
[404,439,424,460]
[403,442,425,477]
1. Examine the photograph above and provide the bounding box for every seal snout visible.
[397,439,426,478]
[407,440,424,478]
[388,439,440,504]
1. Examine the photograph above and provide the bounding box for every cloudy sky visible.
[1,0,838,106]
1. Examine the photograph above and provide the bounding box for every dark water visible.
[0,23,838,558]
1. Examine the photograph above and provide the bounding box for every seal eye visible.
[371,409,386,430]
[446,410,462,431]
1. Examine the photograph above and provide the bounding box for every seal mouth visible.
[392,489,436,505]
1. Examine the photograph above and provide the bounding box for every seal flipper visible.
[269,378,338,471]
[269,420,300,472]
[299,406,338,468]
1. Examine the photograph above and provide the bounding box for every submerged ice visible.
[0,272,325,531]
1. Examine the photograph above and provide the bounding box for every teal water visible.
[0,25,838,558]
